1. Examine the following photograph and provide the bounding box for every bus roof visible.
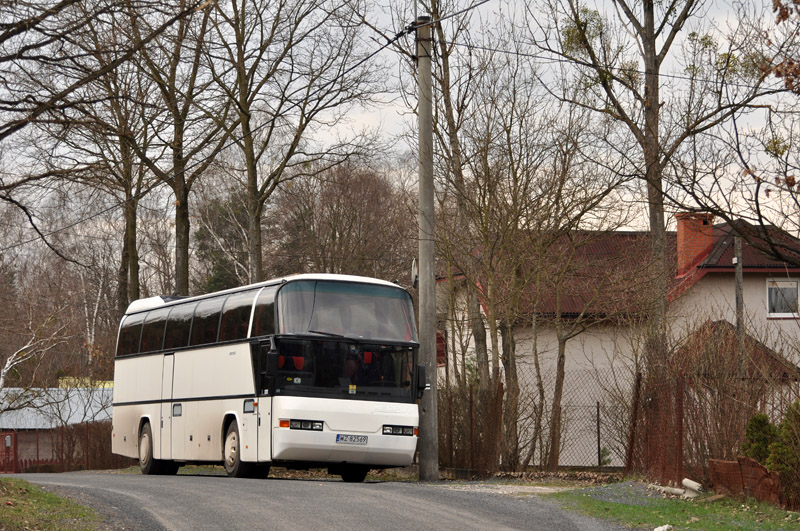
[124,274,404,316]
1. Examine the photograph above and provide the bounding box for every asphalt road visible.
[14,472,626,531]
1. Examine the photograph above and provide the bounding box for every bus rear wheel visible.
[224,421,255,478]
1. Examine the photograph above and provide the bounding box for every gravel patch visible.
[441,483,569,495]
[571,481,661,507]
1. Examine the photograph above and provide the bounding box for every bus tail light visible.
[279,419,290,428]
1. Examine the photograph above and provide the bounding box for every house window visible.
[767,280,799,317]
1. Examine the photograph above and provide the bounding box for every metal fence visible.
[628,372,800,485]
[438,362,800,482]
[0,420,135,473]
[437,367,630,476]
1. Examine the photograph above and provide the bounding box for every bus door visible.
[160,354,174,460]
[253,341,273,462]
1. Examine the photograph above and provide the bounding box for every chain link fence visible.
[438,355,800,484]
[438,366,632,476]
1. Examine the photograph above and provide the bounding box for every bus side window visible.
[164,302,196,350]
[117,313,146,356]
[219,290,257,342]
[251,286,277,337]
[190,297,224,346]
[140,308,169,353]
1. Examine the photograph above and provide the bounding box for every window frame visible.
[767,279,800,318]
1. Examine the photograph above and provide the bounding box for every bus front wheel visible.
[224,421,254,478]
[138,422,178,475]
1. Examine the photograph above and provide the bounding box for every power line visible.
[445,40,784,92]
[3,2,501,256]
[414,0,492,29]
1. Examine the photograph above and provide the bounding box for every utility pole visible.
[416,15,439,482]
[734,236,745,358]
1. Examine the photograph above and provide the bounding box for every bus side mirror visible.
[416,363,427,399]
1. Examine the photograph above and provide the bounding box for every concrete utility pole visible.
[734,236,745,358]
[415,15,439,482]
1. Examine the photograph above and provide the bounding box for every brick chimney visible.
[676,212,715,276]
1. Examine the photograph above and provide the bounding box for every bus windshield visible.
[272,338,415,402]
[277,280,417,343]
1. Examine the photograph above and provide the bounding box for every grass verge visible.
[549,484,800,530]
[0,477,101,530]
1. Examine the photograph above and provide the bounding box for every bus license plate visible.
[336,434,368,445]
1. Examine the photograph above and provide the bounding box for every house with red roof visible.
[437,213,800,468]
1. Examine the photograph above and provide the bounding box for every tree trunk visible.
[486,297,501,384]
[500,320,520,470]
[468,290,490,388]
[116,229,129,317]
[125,190,140,303]
[173,170,190,296]
[546,337,568,471]
[642,0,669,374]
[522,314,546,469]
[242,113,263,283]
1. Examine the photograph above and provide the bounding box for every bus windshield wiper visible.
[307,330,346,338]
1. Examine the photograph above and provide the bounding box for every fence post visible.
[596,401,602,470]
[448,389,454,469]
[12,432,18,473]
[36,429,39,472]
[625,372,642,473]
[60,425,65,473]
[469,384,474,472]
[494,379,503,473]
[85,422,90,471]
[676,374,684,483]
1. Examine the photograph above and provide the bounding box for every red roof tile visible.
[482,220,800,321]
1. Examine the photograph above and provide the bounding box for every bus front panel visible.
[271,396,418,466]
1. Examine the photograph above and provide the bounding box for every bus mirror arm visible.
[416,364,426,399]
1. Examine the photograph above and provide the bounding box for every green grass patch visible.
[0,477,101,530]
[550,484,800,530]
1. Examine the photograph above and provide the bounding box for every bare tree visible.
[526,0,793,419]
[0,312,68,396]
[263,162,415,280]
[205,0,381,283]
[0,1,203,260]
[126,1,236,295]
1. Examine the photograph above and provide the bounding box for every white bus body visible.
[112,274,423,482]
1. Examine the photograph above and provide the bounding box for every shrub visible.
[766,402,800,509]
[742,404,800,509]
[741,413,778,464]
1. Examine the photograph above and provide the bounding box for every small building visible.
[0,387,113,472]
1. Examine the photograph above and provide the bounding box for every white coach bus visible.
[111,274,425,482]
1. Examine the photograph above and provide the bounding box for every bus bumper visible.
[271,397,418,466]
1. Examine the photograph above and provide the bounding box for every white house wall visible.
[669,272,800,365]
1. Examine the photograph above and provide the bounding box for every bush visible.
[767,402,800,509]
[741,413,778,464]
[744,403,800,509]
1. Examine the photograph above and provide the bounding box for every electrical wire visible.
[445,40,785,92]
[3,1,501,255]
[412,0,492,29]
